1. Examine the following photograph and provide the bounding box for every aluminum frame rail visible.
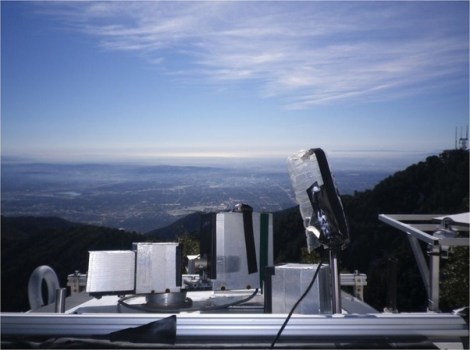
[379,213,469,312]
[340,272,367,301]
[1,312,468,346]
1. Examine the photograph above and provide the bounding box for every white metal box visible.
[133,242,182,294]
[212,212,273,290]
[86,251,135,294]
[272,263,332,314]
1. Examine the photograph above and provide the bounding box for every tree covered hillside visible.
[340,149,469,311]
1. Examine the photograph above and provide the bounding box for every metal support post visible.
[55,288,66,313]
[263,266,274,314]
[385,258,398,312]
[406,234,430,299]
[329,249,341,314]
[428,242,441,311]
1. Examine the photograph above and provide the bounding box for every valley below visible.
[1,162,389,232]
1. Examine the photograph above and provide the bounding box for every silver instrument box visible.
[86,251,135,294]
[212,212,273,291]
[133,242,182,294]
[272,263,331,314]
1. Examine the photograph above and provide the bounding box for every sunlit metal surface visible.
[2,312,467,347]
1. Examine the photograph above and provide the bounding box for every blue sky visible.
[2,1,469,170]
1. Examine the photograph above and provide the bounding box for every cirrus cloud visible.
[42,1,468,108]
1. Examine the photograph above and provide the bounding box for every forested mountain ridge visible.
[1,150,468,312]
[340,149,469,311]
[146,212,203,241]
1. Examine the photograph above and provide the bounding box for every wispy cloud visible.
[43,1,468,108]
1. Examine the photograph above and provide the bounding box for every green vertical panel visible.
[259,213,269,285]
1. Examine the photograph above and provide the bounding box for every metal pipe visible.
[428,242,441,311]
[329,250,341,313]
[406,235,430,299]
[378,214,436,245]
[385,258,398,312]
[55,288,66,313]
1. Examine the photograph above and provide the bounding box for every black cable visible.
[270,260,324,348]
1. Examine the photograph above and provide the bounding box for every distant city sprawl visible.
[0,162,388,232]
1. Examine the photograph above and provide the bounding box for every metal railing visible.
[379,213,469,311]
